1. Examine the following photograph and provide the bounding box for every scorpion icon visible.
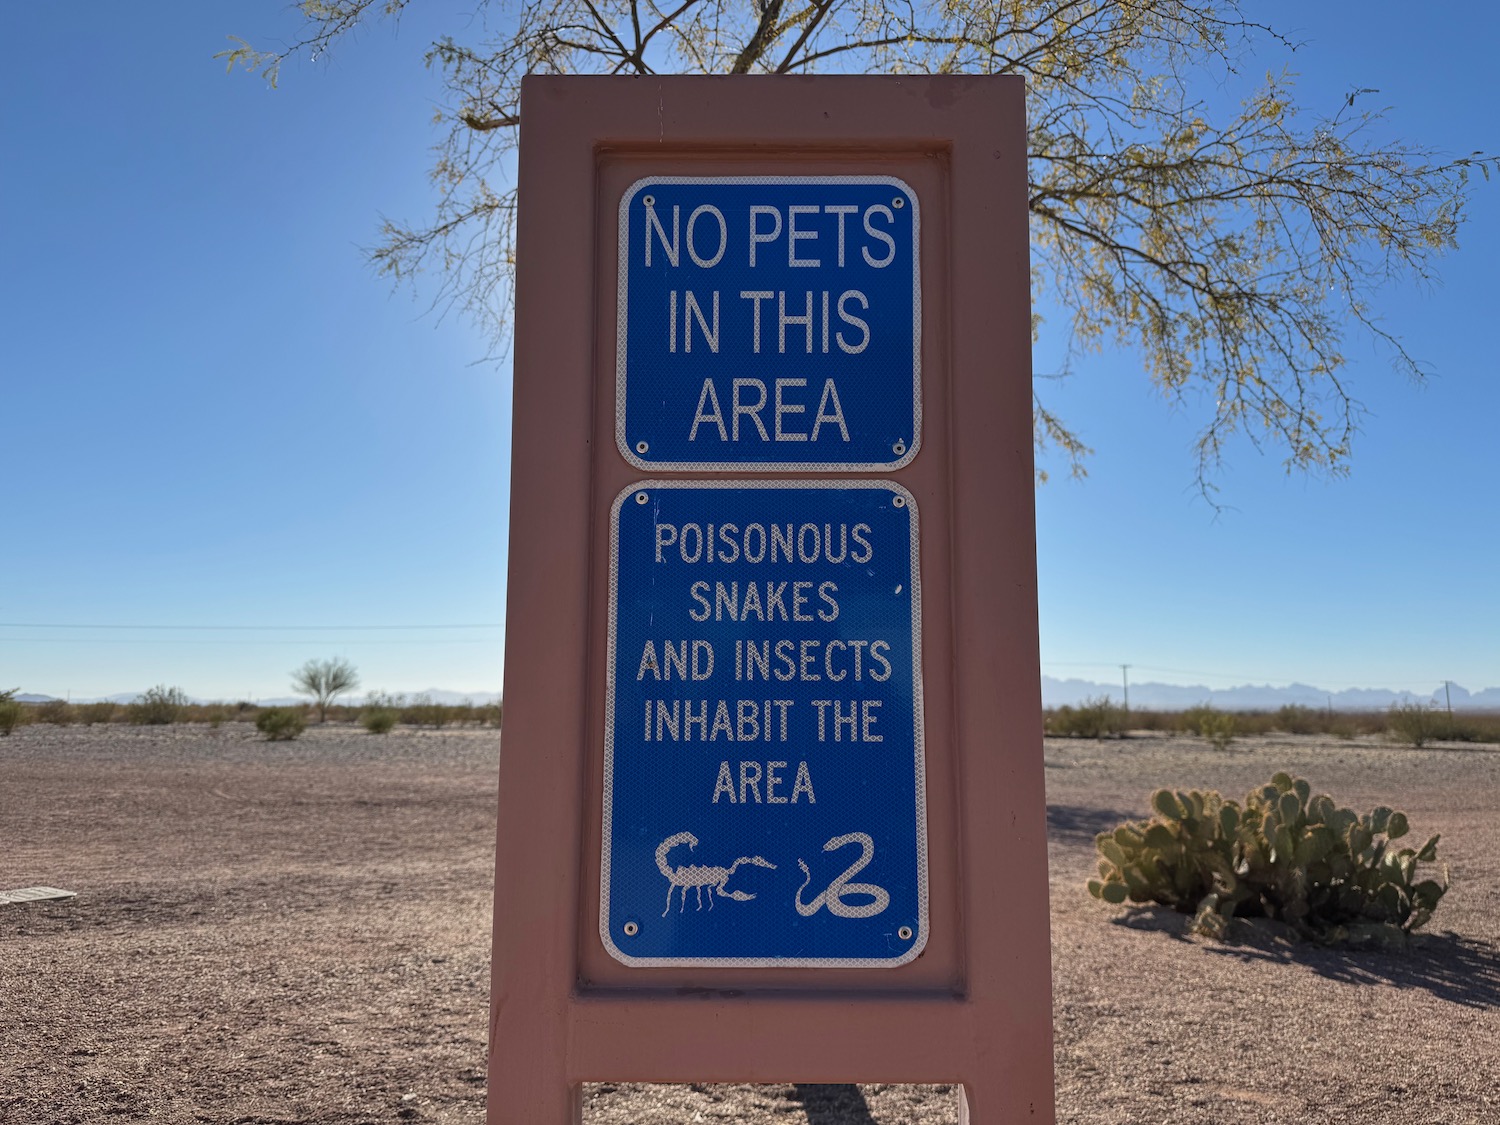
[655,832,776,916]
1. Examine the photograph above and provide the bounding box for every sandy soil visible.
[2,723,1497,1123]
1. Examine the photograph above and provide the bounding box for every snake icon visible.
[794,832,890,918]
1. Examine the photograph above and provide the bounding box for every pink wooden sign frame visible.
[492,75,1054,1123]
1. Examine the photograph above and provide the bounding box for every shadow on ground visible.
[789,1085,875,1125]
[1112,906,1500,1010]
[1217,929,1500,1010]
[1045,804,1135,846]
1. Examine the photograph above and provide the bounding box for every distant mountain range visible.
[16,681,1498,712]
[1041,676,1500,712]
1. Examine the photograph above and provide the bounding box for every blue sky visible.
[1,2,1495,702]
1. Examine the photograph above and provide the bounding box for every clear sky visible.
[1,2,1495,702]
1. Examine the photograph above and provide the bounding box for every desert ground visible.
[2,723,1497,1123]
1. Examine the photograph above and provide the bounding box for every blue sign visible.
[616,177,921,471]
[602,481,928,967]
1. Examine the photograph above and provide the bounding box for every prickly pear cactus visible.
[1087,772,1447,946]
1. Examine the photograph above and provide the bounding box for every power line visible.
[3,637,499,646]
[0,622,502,631]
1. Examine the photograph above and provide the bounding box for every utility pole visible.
[1444,680,1453,717]
[1121,664,1131,712]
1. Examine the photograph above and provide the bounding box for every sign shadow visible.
[789,1084,877,1125]
[1045,803,1138,848]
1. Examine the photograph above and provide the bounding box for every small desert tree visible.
[291,657,361,723]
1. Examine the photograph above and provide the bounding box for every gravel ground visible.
[2,723,1496,1123]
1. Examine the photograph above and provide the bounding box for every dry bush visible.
[1046,697,1126,739]
[35,699,75,726]
[255,707,307,741]
[362,708,398,734]
[129,685,187,726]
[78,701,117,725]
[0,689,25,736]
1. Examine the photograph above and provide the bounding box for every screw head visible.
[892,440,907,456]
[635,491,649,505]
[642,195,655,207]
[892,495,906,508]
[898,926,914,941]
[635,440,649,454]
[623,921,639,937]
[892,196,905,209]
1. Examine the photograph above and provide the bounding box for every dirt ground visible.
[2,723,1497,1123]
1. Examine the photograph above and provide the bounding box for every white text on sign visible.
[637,198,905,447]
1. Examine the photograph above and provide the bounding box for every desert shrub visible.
[1175,704,1236,748]
[1046,696,1126,739]
[204,706,228,729]
[1440,713,1500,744]
[1088,772,1447,947]
[255,707,306,741]
[1274,704,1322,735]
[128,685,187,726]
[1125,709,1172,733]
[1387,702,1442,748]
[362,708,398,734]
[36,699,76,726]
[402,693,450,729]
[78,701,117,726]
[1177,703,1214,735]
[1222,710,1273,737]
[0,689,24,736]
[477,702,504,728]
[1200,710,1236,751]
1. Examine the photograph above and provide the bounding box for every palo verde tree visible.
[222,1,1496,494]
[292,657,361,722]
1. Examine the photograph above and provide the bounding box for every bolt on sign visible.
[493,77,1055,1123]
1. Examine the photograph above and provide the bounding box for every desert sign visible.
[492,76,1054,1124]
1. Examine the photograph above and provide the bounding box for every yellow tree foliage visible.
[223,1,1496,492]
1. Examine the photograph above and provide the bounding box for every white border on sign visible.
[615,177,922,473]
[599,479,930,968]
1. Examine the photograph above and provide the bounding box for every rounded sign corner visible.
[880,479,919,508]
[880,175,920,217]
[610,480,649,518]
[884,438,922,474]
[599,919,643,967]
[614,433,655,472]
[618,177,658,215]
[885,922,929,968]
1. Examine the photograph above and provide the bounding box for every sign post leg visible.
[958,1083,979,1124]
[487,1052,580,1125]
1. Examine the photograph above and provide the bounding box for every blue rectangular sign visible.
[616,177,920,471]
[602,481,928,967]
